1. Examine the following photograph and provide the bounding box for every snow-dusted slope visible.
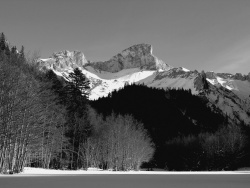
[138,69,250,123]
[203,72,250,123]
[51,66,156,100]
[84,67,156,100]
[138,68,199,94]
[206,88,250,124]
[206,75,250,99]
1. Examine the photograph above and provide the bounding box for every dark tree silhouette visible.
[0,32,6,51]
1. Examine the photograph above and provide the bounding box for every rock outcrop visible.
[90,44,172,72]
[216,72,250,82]
[38,50,88,72]
[206,71,217,80]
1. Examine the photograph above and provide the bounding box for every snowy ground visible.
[0,167,249,176]
[0,169,250,188]
[1,168,250,188]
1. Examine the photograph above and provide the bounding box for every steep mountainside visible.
[37,44,250,124]
[137,69,250,124]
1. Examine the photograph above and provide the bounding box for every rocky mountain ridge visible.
[38,50,88,72]
[38,44,172,72]
[207,71,250,82]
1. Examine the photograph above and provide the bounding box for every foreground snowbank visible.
[0,167,249,176]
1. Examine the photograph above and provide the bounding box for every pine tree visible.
[11,46,17,54]
[62,68,91,169]
[65,68,90,115]
[0,32,6,51]
[19,45,25,61]
[67,68,90,98]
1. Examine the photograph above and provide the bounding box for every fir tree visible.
[65,68,90,115]
[62,68,91,169]
[0,32,6,51]
[19,45,25,61]
[67,68,90,98]
[11,46,17,54]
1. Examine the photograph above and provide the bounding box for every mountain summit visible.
[38,50,88,71]
[90,43,172,72]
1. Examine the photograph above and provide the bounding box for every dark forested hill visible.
[91,84,229,169]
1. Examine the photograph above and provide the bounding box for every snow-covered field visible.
[0,168,250,188]
[0,167,249,176]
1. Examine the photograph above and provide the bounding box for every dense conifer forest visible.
[0,33,250,173]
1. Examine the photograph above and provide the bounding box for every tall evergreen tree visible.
[19,45,25,62]
[11,46,17,54]
[67,68,90,97]
[0,32,6,51]
[62,68,91,169]
[64,68,90,115]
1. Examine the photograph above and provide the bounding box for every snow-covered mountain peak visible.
[38,44,172,73]
[52,50,88,67]
[38,50,88,72]
[204,71,250,98]
[90,43,173,73]
[120,43,153,56]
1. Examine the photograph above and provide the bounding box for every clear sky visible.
[1,0,250,74]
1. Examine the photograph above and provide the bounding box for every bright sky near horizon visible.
[1,0,250,74]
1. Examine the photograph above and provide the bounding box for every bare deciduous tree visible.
[81,112,154,171]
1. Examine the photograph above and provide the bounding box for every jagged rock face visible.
[38,44,171,73]
[217,72,250,81]
[205,84,250,124]
[194,72,209,91]
[206,71,217,80]
[91,44,172,72]
[38,50,88,72]
[154,68,196,80]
